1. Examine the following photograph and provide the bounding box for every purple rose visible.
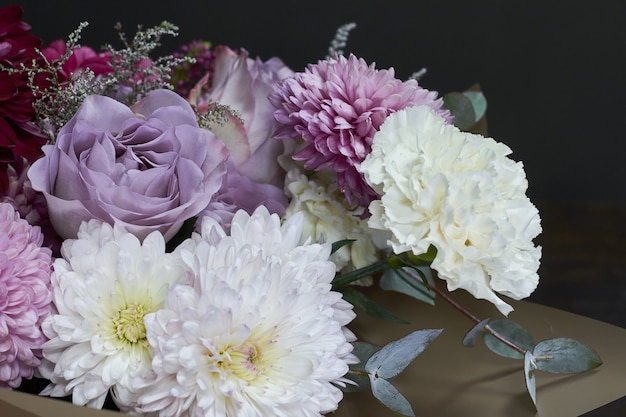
[28,89,228,241]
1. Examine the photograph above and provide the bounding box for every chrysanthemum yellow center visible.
[211,341,266,381]
[113,304,147,345]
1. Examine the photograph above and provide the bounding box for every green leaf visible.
[524,350,538,408]
[342,341,381,392]
[380,268,435,305]
[532,338,603,374]
[340,286,409,324]
[331,239,356,255]
[405,245,438,266]
[370,377,415,417]
[462,91,487,122]
[442,92,476,131]
[483,319,534,359]
[332,261,389,288]
[462,318,491,347]
[366,329,443,379]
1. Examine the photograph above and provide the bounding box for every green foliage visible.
[340,287,408,324]
[482,319,535,359]
[342,341,380,393]
[379,267,435,305]
[365,329,442,417]
[524,351,538,407]
[366,329,442,379]
[532,338,602,374]
[442,88,487,132]
[443,91,476,131]
[462,318,490,347]
[331,239,357,255]
[370,377,416,417]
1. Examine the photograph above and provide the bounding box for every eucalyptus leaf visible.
[462,318,491,347]
[340,287,408,324]
[342,342,381,392]
[369,377,415,417]
[380,268,435,305]
[524,350,537,408]
[483,319,534,359]
[442,92,476,131]
[462,91,487,122]
[366,329,443,379]
[532,338,603,374]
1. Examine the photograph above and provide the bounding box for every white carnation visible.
[359,105,541,315]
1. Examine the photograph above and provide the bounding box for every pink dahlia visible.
[270,54,451,208]
[0,202,52,388]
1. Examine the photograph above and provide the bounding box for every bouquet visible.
[0,5,602,416]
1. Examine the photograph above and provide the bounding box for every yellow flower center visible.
[210,341,266,382]
[113,304,148,346]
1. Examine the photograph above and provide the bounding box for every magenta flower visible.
[28,89,229,241]
[0,5,47,192]
[270,54,451,208]
[0,202,52,388]
[171,40,215,98]
[41,39,113,83]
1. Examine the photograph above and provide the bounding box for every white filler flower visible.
[359,105,542,315]
[133,206,357,417]
[38,220,189,409]
[283,168,389,283]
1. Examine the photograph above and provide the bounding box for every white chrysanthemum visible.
[359,105,542,315]
[38,220,189,409]
[132,206,357,417]
[283,168,390,284]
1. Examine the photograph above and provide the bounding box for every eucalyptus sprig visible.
[332,246,602,415]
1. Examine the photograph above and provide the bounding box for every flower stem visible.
[413,271,527,356]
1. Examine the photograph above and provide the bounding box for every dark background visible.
[9,1,626,327]
[12,0,626,203]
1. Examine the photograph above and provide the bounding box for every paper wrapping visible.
[2,285,625,417]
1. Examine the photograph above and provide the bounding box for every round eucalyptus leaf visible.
[442,92,476,131]
[533,338,603,374]
[483,319,534,359]
[462,318,491,347]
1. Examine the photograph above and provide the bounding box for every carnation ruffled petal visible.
[359,105,541,315]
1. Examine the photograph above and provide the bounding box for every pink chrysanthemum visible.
[270,54,451,207]
[0,202,52,388]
